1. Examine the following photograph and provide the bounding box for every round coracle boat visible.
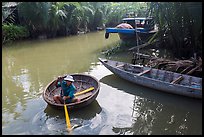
[43,73,100,109]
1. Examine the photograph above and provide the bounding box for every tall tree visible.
[17,2,51,38]
[47,2,67,37]
[147,2,202,58]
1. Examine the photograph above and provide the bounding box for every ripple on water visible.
[30,107,108,135]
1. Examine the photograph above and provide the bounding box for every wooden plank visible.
[116,64,125,68]
[131,52,152,59]
[170,64,201,84]
[171,75,183,84]
[137,69,151,76]
[186,64,201,75]
[128,42,151,51]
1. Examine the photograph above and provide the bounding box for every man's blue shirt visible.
[57,80,76,102]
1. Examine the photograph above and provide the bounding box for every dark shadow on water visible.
[30,99,108,135]
[31,100,105,135]
[44,100,102,120]
[99,74,202,111]
[100,74,202,135]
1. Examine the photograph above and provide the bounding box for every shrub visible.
[2,23,29,44]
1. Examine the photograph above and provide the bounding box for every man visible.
[116,23,133,29]
[53,75,80,104]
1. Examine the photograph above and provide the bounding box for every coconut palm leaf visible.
[147,2,202,58]
[17,2,51,37]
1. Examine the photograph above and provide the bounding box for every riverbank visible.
[102,41,202,78]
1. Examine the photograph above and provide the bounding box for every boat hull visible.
[118,31,156,43]
[105,28,157,43]
[99,58,202,99]
[43,73,100,109]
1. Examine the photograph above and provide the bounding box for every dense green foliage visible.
[2,2,147,39]
[2,2,202,59]
[147,2,202,58]
[2,23,29,44]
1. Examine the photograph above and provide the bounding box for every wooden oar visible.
[63,87,94,132]
[74,87,94,96]
[64,101,72,132]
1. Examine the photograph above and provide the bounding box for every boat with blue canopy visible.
[105,17,158,43]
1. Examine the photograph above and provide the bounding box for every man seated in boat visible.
[116,23,133,29]
[53,75,80,104]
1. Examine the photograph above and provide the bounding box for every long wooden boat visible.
[43,73,100,109]
[99,58,202,99]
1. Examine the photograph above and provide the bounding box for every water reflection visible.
[2,29,202,135]
[29,100,107,135]
[2,30,119,135]
[44,100,102,120]
[2,63,44,126]
[100,74,202,110]
[100,74,202,135]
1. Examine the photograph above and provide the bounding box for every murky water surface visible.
[2,31,202,135]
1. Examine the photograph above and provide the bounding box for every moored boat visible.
[105,17,158,43]
[99,58,202,99]
[43,73,100,109]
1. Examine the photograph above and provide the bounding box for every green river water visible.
[2,31,202,135]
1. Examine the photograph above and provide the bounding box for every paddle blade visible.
[64,104,71,130]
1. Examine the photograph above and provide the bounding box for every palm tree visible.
[81,2,104,31]
[63,2,83,35]
[17,2,51,38]
[147,2,202,58]
[47,2,67,37]
[80,4,94,32]
[104,2,148,27]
